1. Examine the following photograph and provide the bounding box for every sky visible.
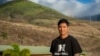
[29,0,100,17]
[77,0,94,3]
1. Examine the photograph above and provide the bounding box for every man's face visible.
[58,23,69,35]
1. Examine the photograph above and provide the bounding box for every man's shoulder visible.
[68,35,77,41]
[52,36,60,43]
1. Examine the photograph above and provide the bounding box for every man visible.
[50,18,82,56]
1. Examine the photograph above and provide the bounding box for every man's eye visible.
[63,26,66,28]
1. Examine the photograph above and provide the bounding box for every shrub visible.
[20,49,31,56]
[2,44,31,56]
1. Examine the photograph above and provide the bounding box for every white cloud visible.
[95,0,100,3]
[29,0,39,3]
[30,0,100,17]
[44,0,56,3]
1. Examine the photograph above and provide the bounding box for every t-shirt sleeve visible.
[71,38,82,54]
[50,40,55,53]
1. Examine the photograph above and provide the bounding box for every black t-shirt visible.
[50,35,82,56]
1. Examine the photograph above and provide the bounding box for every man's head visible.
[58,18,70,36]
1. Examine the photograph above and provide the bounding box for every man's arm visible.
[74,53,80,56]
[71,37,82,56]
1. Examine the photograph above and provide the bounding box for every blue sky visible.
[77,0,94,3]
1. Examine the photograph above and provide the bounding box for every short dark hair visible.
[58,18,70,26]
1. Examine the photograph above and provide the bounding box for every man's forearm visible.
[74,53,80,56]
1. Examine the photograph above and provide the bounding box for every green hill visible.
[0,0,71,23]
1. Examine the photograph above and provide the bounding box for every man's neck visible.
[61,34,69,39]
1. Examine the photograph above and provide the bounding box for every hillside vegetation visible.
[0,0,72,23]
